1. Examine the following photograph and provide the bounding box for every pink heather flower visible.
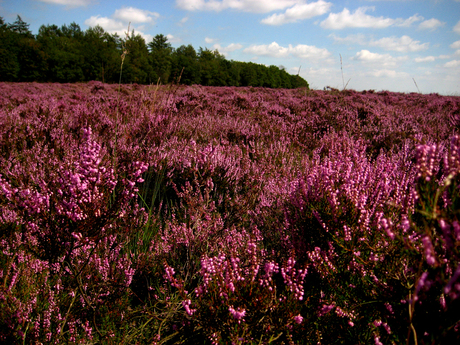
[440,294,447,311]
[445,265,460,295]
[319,303,335,316]
[82,320,93,340]
[401,216,410,233]
[294,314,303,324]
[374,335,383,345]
[182,299,196,316]
[229,306,246,322]
[382,322,392,335]
[164,265,175,281]
[422,236,436,266]
[373,320,382,327]
[384,303,394,315]
[71,232,83,241]
[415,144,439,181]
[415,271,430,298]
[439,219,454,251]
[453,221,460,241]
[381,218,395,240]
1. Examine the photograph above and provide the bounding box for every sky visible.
[1,0,460,94]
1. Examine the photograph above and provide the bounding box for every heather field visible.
[1,82,460,344]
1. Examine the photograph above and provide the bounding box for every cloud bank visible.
[175,0,299,13]
[85,7,159,42]
[244,42,330,60]
[261,1,331,26]
[37,0,92,7]
[320,7,430,30]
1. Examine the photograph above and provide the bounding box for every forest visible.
[0,15,309,88]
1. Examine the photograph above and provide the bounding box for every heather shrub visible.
[1,83,460,343]
[283,137,416,344]
[0,126,147,343]
[390,137,460,344]
[160,228,309,344]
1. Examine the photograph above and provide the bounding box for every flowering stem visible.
[114,22,130,170]
[407,290,418,345]
[59,289,78,338]
[75,273,103,339]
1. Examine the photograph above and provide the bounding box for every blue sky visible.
[1,0,460,94]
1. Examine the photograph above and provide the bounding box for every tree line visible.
[0,16,309,88]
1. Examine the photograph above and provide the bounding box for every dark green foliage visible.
[0,17,309,88]
[82,25,120,83]
[171,44,200,85]
[36,23,87,82]
[0,15,36,81]
[121,30,153,84]
[148,34,173,84]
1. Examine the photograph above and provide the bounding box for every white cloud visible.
[37,0,91,7]
[444,60,460,68]
[177,17,188,27]
[113,7,159,24]
[203,38,243,56]
[395,14,424,27]
[320,7,395,29]
[306,67,335,76]
[354,50,385,62]
[305,67,335,76]
[331,34,428,53]
[175,0,299,13]
[415,56,436,63]
[223,43,243,51]
[85,7,158,42]
[244,42,290,58]
[367,69,409,79]
[415,55,452,63]
[321,7,427,30]
[85,16,126,33]
[369,35,429,52]
[419,18,444,30]
[166,34,181,43]
[354,50,407,67]
[243,41,330,60]
[261,0,332,26]
[454,20,460,34]
[291,44,331,59]
[451,41,460,56]
[213,43,243,55]
[329,33,367,45]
